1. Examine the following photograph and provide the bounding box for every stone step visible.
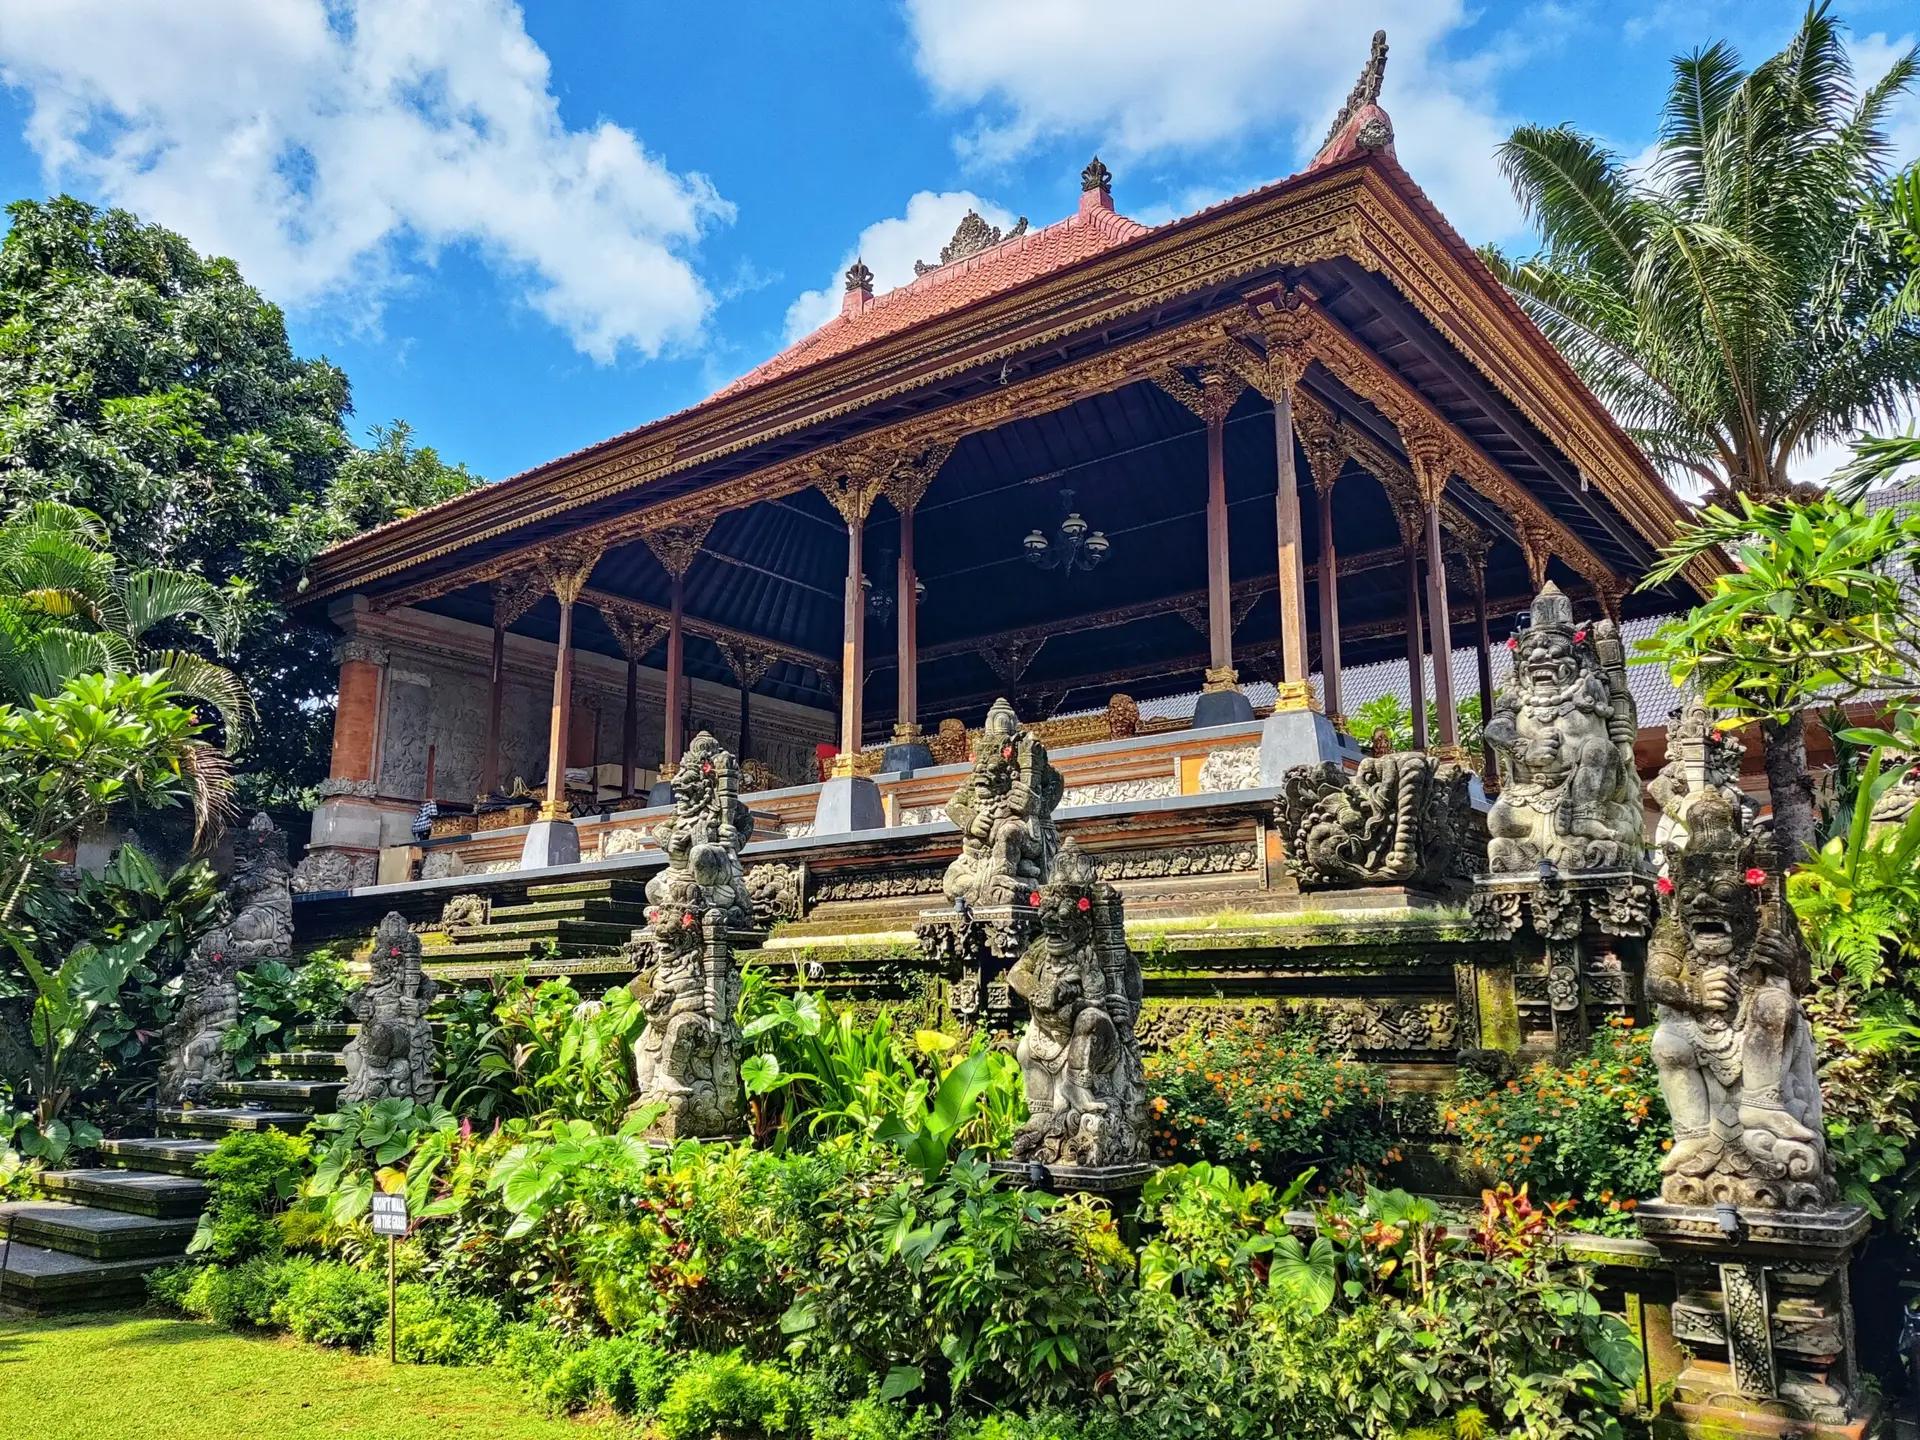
[157,1107,315,1139]
[262,1049,347,1078]
[488,896,651,925]
[210,1078,342,1111]
[0,1241,182,1315]
[0,1200,198,1260]
[97,1136,219,1177]
[447,917,634,947]
[37,1168,208,1218]
[288,1022,357,1045]
[525,877,652,904]
[423,935,623,963]
[424,952,639,984]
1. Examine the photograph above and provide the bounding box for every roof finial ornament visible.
[912,211,1028,277]
[1310,30,1395,169]
[844,259,874,295]
[1081,155,1113,194]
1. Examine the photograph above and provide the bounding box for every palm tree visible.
[0,500,253,747]
[1490,3,1920,861]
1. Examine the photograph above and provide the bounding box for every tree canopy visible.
[0,196,480,805]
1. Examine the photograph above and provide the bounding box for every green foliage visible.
[393,1283,509,1367]
[435,985,517,1123]
[1443,1019,1667,1235]
[1638,496,1920,730]
[0,196,480,807]
[738,972,1025,1158]
[1109,1168,1637,1439]
[221,951,349,1078]
[306,1098,456,1229]
[784,1156,1131,1409]
[1347,694,1483,753]
[473,975,645,1128]
[179,1256,298,1328]
[0,911,168,1161]
[486,1108,661,1241]
[1144,1018,1394,1187]
[189,1129,311,1262]
[0,669,220,933]
[0,499,250,744]
[271,1257,388,1348]
[655,1352,799,1440]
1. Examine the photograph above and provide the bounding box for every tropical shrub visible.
[1144,1017,1394,1187]
[1443,1018,1666,1234]
[304,1097,457,1231]
[1108,1165,1639,1440]
[222,949,350,1078]
[189,1128,310,1261]
[656,1352,800,1440]
[785,1155,1132,1410]
[473,975,645,1128]
[393,1283,510,1366]
[271,1257,387,1348]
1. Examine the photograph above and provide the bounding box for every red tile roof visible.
[712,198,1151,401]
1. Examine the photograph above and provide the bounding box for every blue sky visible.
[0,1,1914,486]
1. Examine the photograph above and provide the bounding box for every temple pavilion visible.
[287,36,1715,899]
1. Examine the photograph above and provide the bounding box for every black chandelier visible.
[1022,489,1109,576]
[862,569,926,623]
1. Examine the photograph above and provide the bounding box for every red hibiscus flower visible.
[681,911,696,928]
[1506,637,1518,650]
[1029,891,1042,907]
[1656,876,1674,895]
[1077,896,1092,912]
[1002,745,1013,759]
[1744,867,1767,886]
[1574,628,1587,642]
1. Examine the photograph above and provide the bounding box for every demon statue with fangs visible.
[1483,582,1644,874]
[1647,790,1832,1209]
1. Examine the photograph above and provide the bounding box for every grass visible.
[0,1312,621,1440]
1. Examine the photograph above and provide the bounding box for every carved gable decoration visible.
[914,211,1030,276]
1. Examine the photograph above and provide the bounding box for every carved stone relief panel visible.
[500,681,550,792]
[378,679,432,798]
[1198,747,1261,793]
[1060,776,1177,809]
[429,669,489,801]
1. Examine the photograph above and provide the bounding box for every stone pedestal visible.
[813,774,884,834]
[917,902,1036,1034]
[1256,707,1354,784]
[1470,868,1654,1053]
[881,739,934,775]
[1635,1203,1878,1440]
[646,780,676,807]
[1192,687,1255,729]
[990,1159,1157,1242]
[519,817,580,870]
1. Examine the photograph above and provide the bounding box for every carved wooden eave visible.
[580,588,834,681]
[295,152,1719,616]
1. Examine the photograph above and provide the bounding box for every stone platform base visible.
[1654,1382,1881,1440]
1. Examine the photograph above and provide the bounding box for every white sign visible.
[370,1192,409,1238]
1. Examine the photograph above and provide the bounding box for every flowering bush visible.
[1443,1019,1666,1233]
[1144,1017,1395,1187]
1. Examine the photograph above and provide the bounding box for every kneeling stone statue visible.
[341,912,439,1105]
[1648,790,1831,1209]
[1007,839,1149,1168]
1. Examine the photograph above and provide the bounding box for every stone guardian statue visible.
[1006,839,1149,1168]
[941,698,1065,910]
[625,733,758,1139]
[1483,582,1643,874]
[1646,790,1831,1209]
[341,912,440,1105]
[159,813,295,1106]
[1277,752,1484,889]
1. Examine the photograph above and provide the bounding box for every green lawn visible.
[0,1313,621,1439]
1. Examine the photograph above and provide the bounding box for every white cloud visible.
[902,0,1525,240]
[0,0,733,362]
[782,189,1019,341]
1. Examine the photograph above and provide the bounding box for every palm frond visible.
[148,650,254,752]
[1497,125,1646,277]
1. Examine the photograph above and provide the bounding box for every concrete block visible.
[813,775,884,835]
[520,818,581,870]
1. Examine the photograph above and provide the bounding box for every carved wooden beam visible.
[1236,295,1618,594]
[577,587,834,680]
[639,518,714,580]
[490,571,547,630]
[716,640,778,691]
[592,596,671,662]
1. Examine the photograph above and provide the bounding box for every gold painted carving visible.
[640,518,714,580]
[595,598,670,662]
[536,540,604,605]
[1273,680,1320,714]
[716,641,777,691]
[490,570,546,630]
[1203,665,1241,694]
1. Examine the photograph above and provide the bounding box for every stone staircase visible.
[422,877,644,983]
[0,1026,347,1315]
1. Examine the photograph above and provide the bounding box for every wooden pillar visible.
[1404,543,1428,750]
[328,642,386,786]
[1272,386,1311,692]
[621,651,639,799]
[481,618,507,796]
[1424,500,1459,751]
[539,593,578,822]
[1205,413,1233,678]
[895,504,921,742]
[1313,474,1343,726]
[1472,561,1497,784]
[738,682,752,764]
[840,506,867,756]
[665,572,686,767]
